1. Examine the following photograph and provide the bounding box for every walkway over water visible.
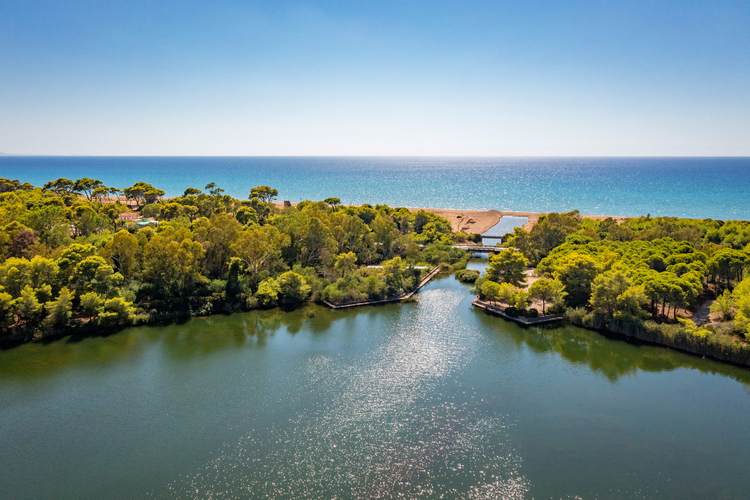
[323,267,441,309]
[2,272,750,499]
[473,298,564,325]
[452,244,507,252]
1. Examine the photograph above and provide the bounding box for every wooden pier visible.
[472,298,564,326]
[324,267,441,309]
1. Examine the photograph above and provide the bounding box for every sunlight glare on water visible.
[4,274,750,499]
[160,286,529,499]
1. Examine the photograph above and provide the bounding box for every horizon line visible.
[2,154,750,159]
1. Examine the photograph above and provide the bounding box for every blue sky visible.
[1,0,748,155]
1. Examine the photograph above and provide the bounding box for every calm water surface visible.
[2,272,749,499]
[2,156,750,219]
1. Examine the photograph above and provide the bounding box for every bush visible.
[511,290,530,310]
[547,302,567,314]
[455,269,480,284]
[505,306,519,317]
[526,308,539,318]
[256,278,280,307]
[582,311,599,328]
[565,307,587,325]
[245,295,259,309]
[98,297,135,325]
[452,256,470,270]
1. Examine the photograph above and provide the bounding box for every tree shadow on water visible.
[474,310,750,387]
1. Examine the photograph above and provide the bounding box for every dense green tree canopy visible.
[4,178,749,346]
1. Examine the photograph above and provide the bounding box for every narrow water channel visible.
[1,270,749,499]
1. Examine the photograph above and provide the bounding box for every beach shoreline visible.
[99,195,631,234]
[404,207,630,234]
[269,201,630,234]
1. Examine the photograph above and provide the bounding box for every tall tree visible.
[529,278,566,314]
[231,225,289,289]
[250,186,279,204]
[73,178,105,201]
[590,271,631,316]
[486,249,529,286]
[554,253,600,307]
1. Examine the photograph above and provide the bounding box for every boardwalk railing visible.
[324,267,441,309]
[472,298,564,326]
[452,244,508,252]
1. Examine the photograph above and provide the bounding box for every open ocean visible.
[2,156,749,220]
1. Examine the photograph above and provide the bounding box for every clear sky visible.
[1,0,748,156]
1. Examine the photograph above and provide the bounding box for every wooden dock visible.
[472,298,564,326]
[324,267,441,309]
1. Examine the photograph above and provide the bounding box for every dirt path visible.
[692,300,714,326]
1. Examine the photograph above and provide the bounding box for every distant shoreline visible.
[91,196,732,235]
[404,208,631,234]
[266,201,631,234]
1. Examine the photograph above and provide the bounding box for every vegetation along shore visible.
[1,176,749,368]
[473,212,750,366]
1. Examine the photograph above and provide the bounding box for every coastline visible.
[97,196,634,234]
[270,201,630,234]
[405,207,630,234]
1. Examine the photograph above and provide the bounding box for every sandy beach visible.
[407,207,630,234]
[269,201,629,234]
[100,197,629,235]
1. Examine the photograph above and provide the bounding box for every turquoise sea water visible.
[2,156,749,220]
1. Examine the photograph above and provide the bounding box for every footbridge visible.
[452,244,508,253]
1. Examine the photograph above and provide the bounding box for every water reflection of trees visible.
[475,311,750,386]
[0,303,409,380]
[0,330,147,380]
[7,297,748,389]
[157,305,345,357]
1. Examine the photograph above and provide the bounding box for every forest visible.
[4,174,750,364]
[0,177,473,341]
[476,210,750,361]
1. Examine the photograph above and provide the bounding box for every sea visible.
[2,156,749,220]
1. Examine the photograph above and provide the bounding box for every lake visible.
[2,267,749,499]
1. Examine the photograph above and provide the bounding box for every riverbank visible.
[5,266,750,500]
[0,268,444,347]
[473,298,564,325]
[566,313,750,368]
[324,267,440,309]
[472,296,750,368]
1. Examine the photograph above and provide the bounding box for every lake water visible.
[2,156,750,219]
[2,269,749,499]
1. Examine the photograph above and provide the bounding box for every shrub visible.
[98,297,135,325]
[565,307,587,325]
[511,290,530,310]
[256,278,280,307]
[455,269,480,284]
[547,302,567,314]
